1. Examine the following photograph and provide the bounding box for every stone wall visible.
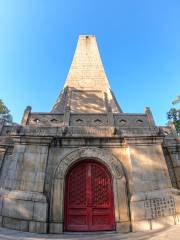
[163,137,180,189]
[1,144,48,192]
[0,131,179,233]
[0,143,49,233]
[0,189,48,233]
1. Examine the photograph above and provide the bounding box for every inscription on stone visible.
[144,196,176,219]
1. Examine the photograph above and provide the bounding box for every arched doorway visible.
[64,160,115,231]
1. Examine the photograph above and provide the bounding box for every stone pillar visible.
[166,146,180,189]
[49,177,64,233]
[104,92,115,127]
[21,106,32,126]
[63,106,70,127]
[0,148,6,170]
[63,88,71,127]
[0,120,4,135]
[169,122,178,136]
[114,177,130,232]
[145,107,156,127]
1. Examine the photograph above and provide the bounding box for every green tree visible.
[167,95,180,134]
[0,99,13,123]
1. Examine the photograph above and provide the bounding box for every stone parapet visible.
[25,112,154,129]
[0,126,160,139]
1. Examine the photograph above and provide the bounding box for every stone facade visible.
[0,35,179,233]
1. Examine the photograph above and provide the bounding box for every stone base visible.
[1,188,180,234]
[132,215,177,232]
[49,223,63,233]
[0,216,48,233]
[0,189,48,233]
[131,188,180,232]
[132,220,151,232]
[116,221,130,233]
[2,216,29,232]
[29,221,47,233]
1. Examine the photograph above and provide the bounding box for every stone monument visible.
[0,35,179,233]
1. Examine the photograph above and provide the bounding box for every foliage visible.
[167,95,180,133]
[172,95,180,105]
[0,99,13,123]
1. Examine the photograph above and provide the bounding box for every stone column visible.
[114,176,130,232]
[145,107,156,127]
[49,177,64,233]
[0,148,6,170]
[21,106,32,126]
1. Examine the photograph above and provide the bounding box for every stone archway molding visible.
[53,147,125,179]
[49,147,130,234]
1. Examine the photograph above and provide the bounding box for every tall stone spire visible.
[52,35,122,113]
[64,35,110,90]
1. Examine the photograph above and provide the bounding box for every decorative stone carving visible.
[144,196,176,219]
[50,147,130,233]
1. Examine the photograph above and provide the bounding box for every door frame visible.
[64,159,115,231]
[49,147,130,233]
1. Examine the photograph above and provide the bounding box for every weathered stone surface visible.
[2,225,180,240]
[0,35,179,235]
[151,216,175,230]
[116,222,130,233]
[2,198,33,220]
[52,36,121,114]
[2,216,29,231]
[132,220,151,232]
[29,221,47,233]
[0,198,3,215]
[49,223,63,233]
[0,189,46,202]
[131,201,146,221]
[129,144,172,193]
[174,213,180,225]
[33,202,47,222]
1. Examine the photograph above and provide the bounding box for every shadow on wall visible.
[129,145,171,192]
[52,86,120,113]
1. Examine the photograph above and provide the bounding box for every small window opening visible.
[34,119,40,123]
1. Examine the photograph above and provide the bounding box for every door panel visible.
[90,163,114,230]
[64,161,115,231]
[66,163,88,231]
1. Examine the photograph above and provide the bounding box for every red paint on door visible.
[64,160,115,231]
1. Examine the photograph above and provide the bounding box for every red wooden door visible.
[64,161,115,231]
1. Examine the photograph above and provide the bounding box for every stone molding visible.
[49,147,130,233]
[53,147,125,179]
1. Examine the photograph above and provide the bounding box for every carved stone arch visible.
[49,147,130,233]
[53,147,125,179]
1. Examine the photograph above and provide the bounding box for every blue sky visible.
[0,0,179,125]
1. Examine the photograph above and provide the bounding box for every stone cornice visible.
[124,136,164,146]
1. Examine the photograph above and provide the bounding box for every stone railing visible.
[27,113,64,126]
[27,112,152,128]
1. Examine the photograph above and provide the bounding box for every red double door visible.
[64,161,115,231]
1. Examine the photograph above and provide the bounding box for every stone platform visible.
[0,226,180,240]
